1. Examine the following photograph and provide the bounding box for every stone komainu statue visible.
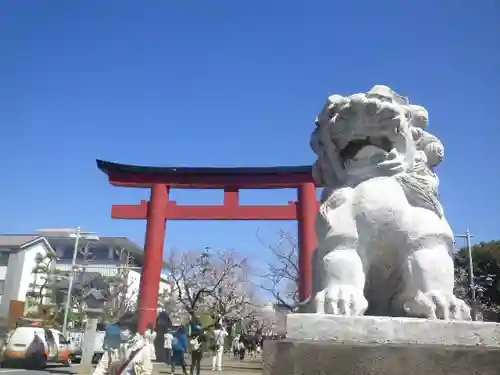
[310,85,470,320]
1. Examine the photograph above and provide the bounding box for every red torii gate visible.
[97,159,319,332]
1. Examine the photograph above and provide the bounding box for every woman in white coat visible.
[144,323,157,361]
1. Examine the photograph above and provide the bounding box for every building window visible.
[58,333,68,344]
[0,253,9,266]
[0,280,5,295]
[63,246,74,259]
[55,247,64,258]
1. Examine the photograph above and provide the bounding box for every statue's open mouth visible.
[340,136,393,162]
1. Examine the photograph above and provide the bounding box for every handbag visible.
[112,338,147,375]
[190,337,201,351]
[209,330,222,352]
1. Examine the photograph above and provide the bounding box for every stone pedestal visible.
[263,314,500,375]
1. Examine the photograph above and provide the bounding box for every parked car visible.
[1,326,73,369]
[68,329,106,363]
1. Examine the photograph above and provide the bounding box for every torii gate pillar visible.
[297,182,317,306]
[138,184,168,332]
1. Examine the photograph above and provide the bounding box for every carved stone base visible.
[262,314,500,375]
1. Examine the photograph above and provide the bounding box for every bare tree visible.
[167,248,255,323]
[158,284,180,313]
[257,230,299,311]
[158,278,190,325]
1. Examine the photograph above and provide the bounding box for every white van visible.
[68,329,106,363]
[2,326,73,369]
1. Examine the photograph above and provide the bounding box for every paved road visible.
[0,358,262,375]
[0,364,77,375]
[156,357,262,374]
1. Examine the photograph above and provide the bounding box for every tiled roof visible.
[46,236,143,256]
[52,271,103,289]
[0,235,42,248]
[0,234,168,268]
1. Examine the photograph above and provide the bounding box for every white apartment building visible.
[0,235,55,321]
[49,236,144,305]
[46,236,169,309]
[0,234,169,324]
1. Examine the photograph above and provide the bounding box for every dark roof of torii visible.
[96,159,316,189]
[97,159,313,176]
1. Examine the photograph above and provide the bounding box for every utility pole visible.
[456,228,475,320]
[38,227,99,335]
[62,226,81,336]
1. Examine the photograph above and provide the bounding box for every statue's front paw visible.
[404,291,471,321]
[324,285,368,316]
[450,297,472,321]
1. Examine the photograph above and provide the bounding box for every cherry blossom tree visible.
[166,248,256,325]
[206,254,257,323]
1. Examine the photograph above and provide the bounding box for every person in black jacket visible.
[189,325,205,375]
[238,334,246,360]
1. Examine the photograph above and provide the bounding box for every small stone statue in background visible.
[311,85,470,320]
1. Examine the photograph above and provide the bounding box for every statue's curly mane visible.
[312,85,444,218]
[395,173,443,218]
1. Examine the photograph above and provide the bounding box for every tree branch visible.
[256,229,299,310]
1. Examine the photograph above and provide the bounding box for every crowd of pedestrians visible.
[162,323,229,374]
[230,332,263,360]
[92,313,278,375]
[160,324,278,374]
[3,312,278,375]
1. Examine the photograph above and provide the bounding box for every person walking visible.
[171,326,188,375]
[238,336,246,361]
[210,324,228,371]
[231,334,240,358]
[93,312,152,375]
[144,323,157,361]
[189,325,205,375]
[248,334,257,359]
[163,329,174,367]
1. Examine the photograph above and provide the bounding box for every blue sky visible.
[1,0,499,264]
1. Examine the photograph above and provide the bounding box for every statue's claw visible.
[316,285,368,316]
[404,290,471,321]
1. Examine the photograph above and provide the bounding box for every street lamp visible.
[455,228,475,320]
[38,227,99,335]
